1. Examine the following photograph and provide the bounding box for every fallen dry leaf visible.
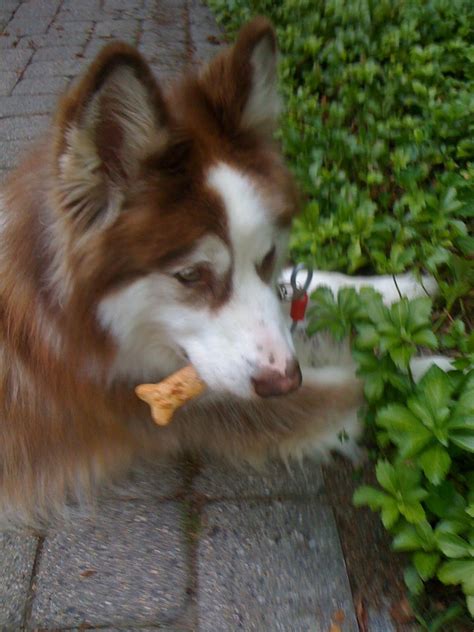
[333,609,345,624]
[355,598,369,632]
[390,597,414,624]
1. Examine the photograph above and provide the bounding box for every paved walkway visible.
[0,2,402,631]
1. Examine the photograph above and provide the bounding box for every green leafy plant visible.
[309,287,474,618]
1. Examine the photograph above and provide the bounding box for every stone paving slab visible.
[31,500,188,629]
[189,0,224,65]
[32,44,84,62]
[103,461,186,501]
[0,138,31,168]
[0,114,50,141]
[198,499,359,632]
[12,75,71,96]
[194,460,325,499]
[0,531,38,628]
[0,48,34,73]
[7,16,53,35]
[0,94,58,117]
[0,71,18,96]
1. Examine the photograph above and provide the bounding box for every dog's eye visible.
[256,245,276,281]
[174,266,203,285]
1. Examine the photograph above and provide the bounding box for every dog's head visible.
[52,17,301,399]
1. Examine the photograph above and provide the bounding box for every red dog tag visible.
[290,292,308,322]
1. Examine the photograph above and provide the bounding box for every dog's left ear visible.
[53,43,168,228]
[200,17,280,138]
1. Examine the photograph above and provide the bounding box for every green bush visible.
[209,0,474,277]
[308,286,473,621]
[208,0,474,625]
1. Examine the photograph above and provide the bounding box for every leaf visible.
[377,404,433,457]
[418,445,451,485]
[381,501,400,529]
[389,344,414,370]
[353,486,390,509]
[426,480,466,519]
[393,525,424,551]
[376,404,419,432]
[400,501,426,524]
[438,560,474,590]
[411,329,438,349]
[404,566,424,595]
[453,388,474,417]
[467,596,474,617]
[355,324,379,349]
[364,374,385,402]
[413,551,440,580]
[437,533,472,559]
[418,365,454,413]
[450,434,474,453]
[375,460,398,495]
[407,297,433,330]
[448,415,474,431]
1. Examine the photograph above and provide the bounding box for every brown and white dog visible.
[0,18,447,525]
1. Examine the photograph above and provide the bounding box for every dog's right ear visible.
[53,43,168,229]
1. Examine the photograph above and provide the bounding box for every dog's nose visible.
[251,358,302,398]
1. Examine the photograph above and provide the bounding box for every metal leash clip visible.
[289,263,313,333]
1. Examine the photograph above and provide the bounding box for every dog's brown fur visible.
[0,18,363,525]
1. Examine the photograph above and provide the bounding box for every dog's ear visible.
[53,43,168,228]
[200,17,280,138]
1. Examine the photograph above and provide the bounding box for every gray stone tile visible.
[15,31,90,48]
[104,6,150,20]
[13,0,60,20]
[1,0,21,11]
[194,460,324,499]
[198,500,358,632]
[0,11,15,27]
[95,18,140,37]
[12,75,70,95]
[67,628,188,632]
[0,47,33,72]
[32,45,84,62]
[62,0,101,10]
[139,39,187,63]
[0,35,21,49]
[7,16,52,36]
[84,38,119,59]
[139,31,187,67]
[31,500,188,628]
[0,71,18,96]
[105,0,144,9]
[103,460,186,501]
[0,139,29,168]
[0,531,39,628]
[0,114,50,141]
[49,19,95,35]
[0,94,57,116]
[58,7,106,22]
[190,0,225,65]
[23,59,84,78]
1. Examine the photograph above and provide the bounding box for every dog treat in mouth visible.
[135,365,206,426]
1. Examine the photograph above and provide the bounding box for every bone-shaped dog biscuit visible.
[135,365,206,426]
